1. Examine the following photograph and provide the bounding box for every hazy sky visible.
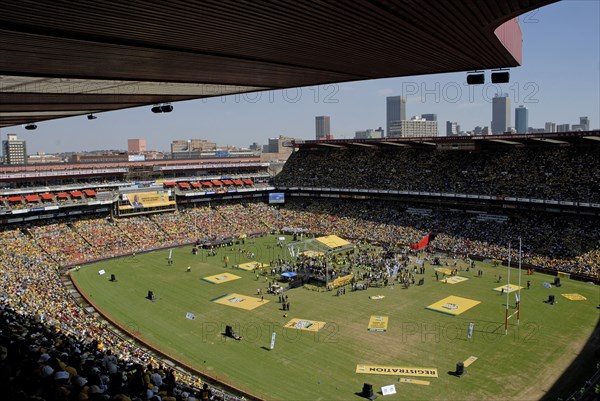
[3,0,599,154]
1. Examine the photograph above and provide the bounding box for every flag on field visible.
[409,233,431,250]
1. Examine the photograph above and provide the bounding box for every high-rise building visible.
[2,133,27,165]
[491,94,511,134]
[128,139,147,153]
[579,116,590,131]
[556,124,570,132]
[386,96,406,137]
[544,122,556,133]
[446,121,458,136]
[421,113,437,122]
[388,117,438,138]
[515,105,528,134]
[354,127,384,139]
[315,116,331,140]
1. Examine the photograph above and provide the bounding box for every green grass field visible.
[70,235,599,401]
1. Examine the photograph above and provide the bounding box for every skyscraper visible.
[315,116,331,140]
[544,122,556,133]
[386,96,406,137]
[491,94,511,134]
[2,133,27,165]
[515,105,528,134]
[446,121,458,136]
[579,116,590,131]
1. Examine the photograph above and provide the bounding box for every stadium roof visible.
[0,0,556,128]
[290,131,600,149]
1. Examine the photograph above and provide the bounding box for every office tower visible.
[446,121,458,136]
[491,94,511,134]
[388,117,438,138]
[315,116,331,140]
[386,96,406,137]
[2,133,27,165]
[544,122,556,133]
[515,105,528,134]
[128,139,147,153]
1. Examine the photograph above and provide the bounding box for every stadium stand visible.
[273,143,600,203]
[0,136,598,400]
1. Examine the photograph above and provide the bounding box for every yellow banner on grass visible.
[399,378,430,386]
[356,364,438,378]
[284,318,326,332]
[561,293,587,301]
[463,356,478,367]
[368,315,389,332]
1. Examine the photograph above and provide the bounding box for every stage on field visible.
[493,284,523,293]
[561,293,587,301]
[202,273,241,284]
[211,293,268,310]
[355,364,438,378]
[426,295,481,316]
[315,235,351,249]
[443,276,468,284]
[368,315,389,331]
[284,318,326,332]
[236,262,268,271]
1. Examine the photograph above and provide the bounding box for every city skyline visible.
[0,0,598,154]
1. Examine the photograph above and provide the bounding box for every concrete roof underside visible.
[0,0,556,128]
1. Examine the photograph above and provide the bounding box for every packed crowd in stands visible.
[0,229,241,400]
[5,199,600,278]
[0,197,598,400]
[272,144,600,203]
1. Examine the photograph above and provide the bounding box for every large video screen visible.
[269,192,285,204]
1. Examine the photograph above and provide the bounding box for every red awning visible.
[243,179,254,185]
[191,182,201,188]
[8,196,23,203]
[212,180,223,186]
[25,195,40,202]
[41,193,55,200]
[163,181,176,187]
[222,179,234,186]
[233,179,244,186]
[201,181,213,187]
[70,191,83,198]
[83,189,96,196]
[178,182,190,188]
[57,192,69,198]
